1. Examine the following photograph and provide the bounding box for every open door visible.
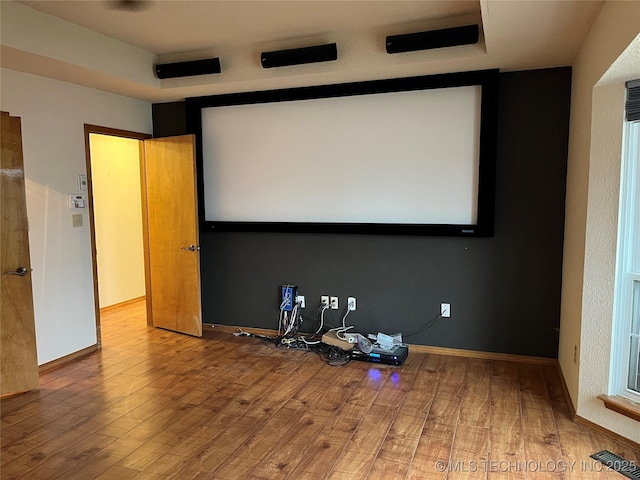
[1,112,39,395]
[143,135,202,337]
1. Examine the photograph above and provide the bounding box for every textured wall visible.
[0,68,152,364]
[154,67,571,358]
[558,0,640,444]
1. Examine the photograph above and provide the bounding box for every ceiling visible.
[2,0,604,102]
[18,1,481,56]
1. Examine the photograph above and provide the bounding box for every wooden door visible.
[143,135,202,337]
[0,112,39,395]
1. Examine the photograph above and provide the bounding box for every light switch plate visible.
[78,174,87,191]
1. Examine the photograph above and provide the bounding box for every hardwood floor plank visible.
[286,366,401,478]
[51,440,132,480]
[368,456,411,480]
[376,413,423,462]
[450,425,489,480]
[406,357,466,479]
[25,432,117,479]
[0,426,62,467]
[94,464,141,479]
[488,426,527,480]
[343,404,397,455]
[408,434,452,480]
[247,442,311,479]
[287,435,351,479]
[211,407,315,476]
[518,364,565,480]
[488,361,527,480]
[490,375,521,431]
[2,298,638,480]
[459,359,492,423]
[326,450,375,479]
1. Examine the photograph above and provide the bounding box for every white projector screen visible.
[189,70,499,235]
[202,86,481,224]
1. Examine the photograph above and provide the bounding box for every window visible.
[612,80,640,402]
[629,281,640,393]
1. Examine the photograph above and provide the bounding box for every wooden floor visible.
[1,299,638,479]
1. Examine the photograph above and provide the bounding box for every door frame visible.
[83,125,152,347]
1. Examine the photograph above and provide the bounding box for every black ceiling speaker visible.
[261,43,337,68]
[108,0,151,11]
[386,25,480,54]
[155,58,221,79]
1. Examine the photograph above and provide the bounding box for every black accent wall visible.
[153,67,571,358]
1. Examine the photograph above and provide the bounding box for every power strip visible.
[321,330,354,351]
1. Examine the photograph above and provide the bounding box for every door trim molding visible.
[83,125,152,348]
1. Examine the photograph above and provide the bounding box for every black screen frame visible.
[186,69,499,236]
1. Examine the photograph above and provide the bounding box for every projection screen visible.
[188,70,498,236]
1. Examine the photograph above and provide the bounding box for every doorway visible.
[84,125,152,346]
[84,126,203,342]
[89,134,145,311]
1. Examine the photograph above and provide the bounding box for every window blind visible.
[626,79,640,122]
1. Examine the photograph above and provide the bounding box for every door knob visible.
[181,245,200,252]
[6,266,29,276]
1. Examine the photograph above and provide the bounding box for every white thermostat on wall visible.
[68,194,86,209]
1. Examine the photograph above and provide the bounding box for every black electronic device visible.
[386,25,479,54]
[155,58,221,79]
[350,345,409,366]
[261,43,337,68]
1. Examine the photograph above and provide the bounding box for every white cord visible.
[342,308,350,329]
[278,284,291,336]
[278,310,288,336]
[283,301,302,336]
[315,305,329,334]
[328,322,354,341]
[335,325,354,340]
[328,307,354,340]
[283,309,295,336]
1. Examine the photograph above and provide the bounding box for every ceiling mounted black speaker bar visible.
[261,43,337,68]
[386,25,479,54]
[155,58,221,79]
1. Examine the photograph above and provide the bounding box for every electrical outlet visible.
[441,303,450,318]
[321,296,329,307]
[330,296,339,310]
[296,295,305,308]
[347,297,356,311]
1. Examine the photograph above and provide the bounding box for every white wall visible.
[1,1,158,92]
[0,68,151,364]
[90,134,145,308]
[559,1,640,443]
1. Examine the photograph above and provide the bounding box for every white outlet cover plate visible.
[348,296,356,310]
[330,296,338,309]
